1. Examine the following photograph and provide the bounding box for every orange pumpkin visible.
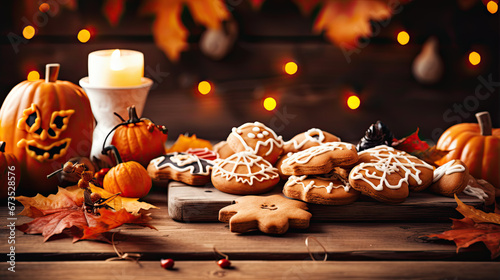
[0,142,20,198]
[436,112,500,188]
[0,64,94,194]
[104,106,167,167]
[103,145,152,198]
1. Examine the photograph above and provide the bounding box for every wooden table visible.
[1,185,500,280]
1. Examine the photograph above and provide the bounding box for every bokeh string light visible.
[397,31,410,45]
[198,81,212,95]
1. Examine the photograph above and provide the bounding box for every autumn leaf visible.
[393,129,449,165]
[85,185,158,215]
[313,0,393,49]
[103,0,126,26]
[142,0,229,61]
[426,195,500,259]
[167,134,213,153]
[16,187,155,242]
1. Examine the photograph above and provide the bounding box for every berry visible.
[160,258,175,269]
[217,259,231,269]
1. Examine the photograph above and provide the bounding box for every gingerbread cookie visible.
[283,171,360,205]
[428,160,469,197]
[226,122,284,164]
[147,152,213,185]
[283,128,341,154]
[356,145,434,192]
[280,142,358,176]
[463,177,496,206]
[275,154,291,180]
[211,152,280,195]
[218,194,312,234]
[213,141,235,159]
[186,147,217,161]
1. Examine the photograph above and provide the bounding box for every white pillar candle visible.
[88,49,144,87]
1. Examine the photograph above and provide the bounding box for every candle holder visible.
[79,77,153,165]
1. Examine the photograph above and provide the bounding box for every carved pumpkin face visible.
[16,103,74,162]
[0,65,94,194]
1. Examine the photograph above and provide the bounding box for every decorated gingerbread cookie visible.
[186,147,217,161]
[283,171,360,205]
[147,152,213,185]
[428,160,469,197]
[226,122,284,164]
[283,128,341,154]
[211,152,280,195]
[218,194,312,234]
[349,145,434,203]
[355,145,434,192]
[280,142,358,176]
[463,177,496,206]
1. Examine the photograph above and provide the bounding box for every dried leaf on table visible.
[142,0,229,61]
[167,134,213,153]
[426,195,500,259]
[313,0,393,49]
[84,185,158,215]
[103,0,126,26]
[393,128,449,165]
[16,187,156,242]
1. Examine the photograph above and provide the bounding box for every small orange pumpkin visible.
[103,145,152,198]
[0,142,20,198]
[104,106,167,167]
[436,112,500,188]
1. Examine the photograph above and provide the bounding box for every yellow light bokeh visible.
[487,1,498,14]
[347,95,361,110]
[27,71,40,81]
[77,29,91,43]
[23,25,35,39]
[263,97,277,111]
[469,51,481,66]
[39,3,50,13]
[397,31,410,45]
[198,81,212,95]
[284,62,298,75]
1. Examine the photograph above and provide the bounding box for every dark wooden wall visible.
[1,0,499,143]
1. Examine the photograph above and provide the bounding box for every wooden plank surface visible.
[1,199,494,262]
[167,181,483,222]
[2,261,500,280]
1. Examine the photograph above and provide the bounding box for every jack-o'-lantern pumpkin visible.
[0,64,94,194]
[436,112,500,188]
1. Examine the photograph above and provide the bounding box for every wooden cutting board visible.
[167,181,484,223]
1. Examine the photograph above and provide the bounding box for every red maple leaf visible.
[426,195,500,259]
[103,0,126,26]
[16,187,155,242]
[393,128,448,165]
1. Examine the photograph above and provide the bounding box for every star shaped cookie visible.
[218,194,312,234]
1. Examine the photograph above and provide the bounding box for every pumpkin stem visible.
[127,106,141,124]
[114,112,126,122]
[45,64,60,83]
[476,111,492,136]
[103,145,123,164]
[0,141,5,153]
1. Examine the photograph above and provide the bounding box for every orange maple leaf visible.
[16,187,155,242]
[142,0,229,61]
[313,0,393,49]
[426,195,500,259]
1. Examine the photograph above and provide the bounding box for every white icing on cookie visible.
[282,142,355,165]
[230,122,284,156]
[212,152,279,185]
[433,160,466,183]
[257,133,264,138]
[248,133,256,138]
[351,145,433,191]
[262,131,269,136]
[463,185,489,201]
[285,128,340,151]
[152,153,213,175]
[286,175,350,193]
[252,127,260,132]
